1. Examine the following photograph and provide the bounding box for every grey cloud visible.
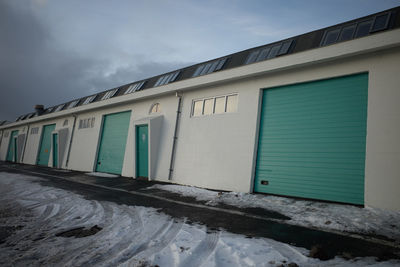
[0,1,190,121]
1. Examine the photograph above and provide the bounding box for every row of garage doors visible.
[254,73,368,205]
[6,111,149,177]
[6,73,368,205]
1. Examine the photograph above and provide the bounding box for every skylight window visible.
[320,12,391,47]
[154,71,181,87]
[54,104,65,112]
[245,40,293,65]
[124,81,146,94]
[82,95,96,105]
[101,88,118,100]
[67,100,79,109]
[192,58,228,78]
[371,12,391,32]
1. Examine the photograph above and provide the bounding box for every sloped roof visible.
[15,6,400,122]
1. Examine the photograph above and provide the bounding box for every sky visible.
[1,0,399,121]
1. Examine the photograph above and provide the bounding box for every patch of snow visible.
[0,172,399,266]
[86,172,119,178]
[147,184,400,242]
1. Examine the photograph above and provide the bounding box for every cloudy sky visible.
[1,0,399,121]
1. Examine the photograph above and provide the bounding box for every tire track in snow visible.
[78,205,145,266]
[130,219,184,262]
[178,230,220,267]
[112,219,173,265]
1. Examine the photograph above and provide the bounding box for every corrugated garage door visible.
[254,73,368,204]
[96,111,131,175]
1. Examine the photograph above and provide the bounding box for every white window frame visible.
[82,95,96,105]
[191,93,238,117]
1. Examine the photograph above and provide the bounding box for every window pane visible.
[355,20,373,38]
[323,29,340,46]
[193,100,203,116]
[203,99,214,115]
[226,95,238,113]
[267,44,281,59]
[338,24,356,41]
[371,13,390,32]
[214,97,226,114]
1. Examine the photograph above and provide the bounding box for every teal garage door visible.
[136,125,149,178]
[96,111,131,174]
[37,124,56,166]
[254,73,368,204]
[6,130,19,162]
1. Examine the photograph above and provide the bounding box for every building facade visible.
[1,8,400,210]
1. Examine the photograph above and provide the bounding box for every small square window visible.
[214,97,226,114]
[226,95,238,113]
[193,100,203,116]
[203,99,214,115]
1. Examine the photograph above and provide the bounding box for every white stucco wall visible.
[171,46,400,211]
[0,29,399,210]
[67,94,177,177]
[0,126,25,161]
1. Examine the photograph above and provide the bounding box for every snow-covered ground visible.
[0,172,399,267]
[147,184,400,243]
[86,172,119,178]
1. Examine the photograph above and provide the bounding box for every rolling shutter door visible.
[96,111,131,175]
[254,73,368,204]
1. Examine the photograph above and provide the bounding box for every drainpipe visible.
[0,130,3,152]
[21,124,30,163]
[65,114,77,168]
[168,91,183,180]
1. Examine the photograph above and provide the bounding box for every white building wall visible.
[0,30,399,210]
[172,46,400,211]
[0,126,25,161]
[67,94,177,177]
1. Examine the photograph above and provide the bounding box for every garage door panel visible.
[255,73,368,205]
[96,111,131,175]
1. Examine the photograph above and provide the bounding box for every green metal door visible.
[6,130,19,162]
[136,125,148,178]
[254,73,368,205]
[37,124,56,166]
[96,111,131,174]
[53,133,58,168]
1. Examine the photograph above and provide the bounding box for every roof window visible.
[154,71,181,87]
[320,12,391,47]
[192,58,228,77]
[54,104,65,112]
[67,100,79,109]
[124,81,146,94]
[101,88,118,100]
[82,95,96,105]
[245,40,294,65]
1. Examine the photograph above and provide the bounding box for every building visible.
[1,7,399,211]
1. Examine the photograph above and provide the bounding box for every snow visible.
[86,172,119,178]
[147,184,400,242]
[0,172,399,266]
